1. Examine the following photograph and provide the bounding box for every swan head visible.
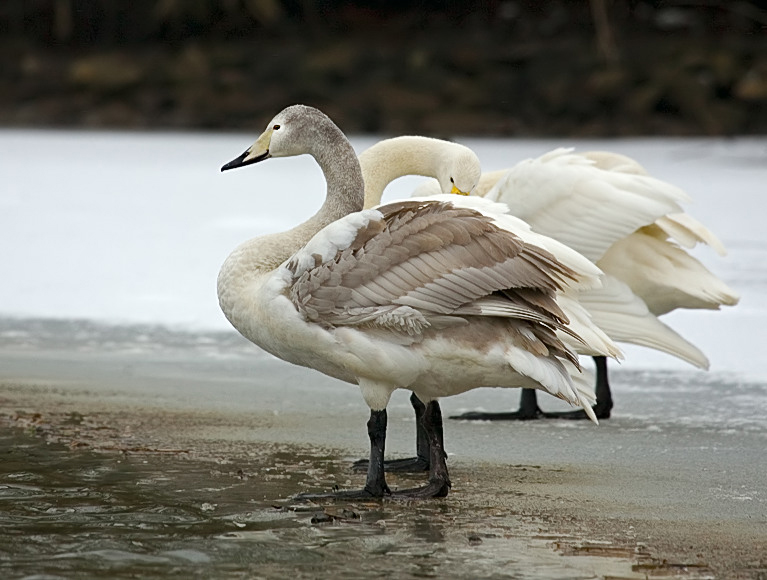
[221,105,336,171]
[437,146,481,196]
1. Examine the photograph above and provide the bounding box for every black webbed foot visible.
[352,456,429,473]
[388,400,451,500]
[300,409,392,500]
[294,484,390,502]
[450,388,544,421]
[450,357,613,422]
[449,409,544,421]
[390,478,450,500]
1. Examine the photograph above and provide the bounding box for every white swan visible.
[408,145,739,421]
[358,136,482,208]
[218,105,619,499]
[352,138,615,473]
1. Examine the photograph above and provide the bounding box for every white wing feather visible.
[484,149,690,262]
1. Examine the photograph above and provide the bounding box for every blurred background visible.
[2,0,766,136]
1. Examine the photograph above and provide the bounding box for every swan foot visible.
[386,400,451,500]
[449,402,612,422]
[453,401,611,421]
[294,484,391,502]
[451,357,613,422]
[541,399,613,421]
[390,477,451,500]
[341,401,450,500]
[299,408,393,501]
[352,456,430,473]
[450,388,543,421]
[449,409,543,421]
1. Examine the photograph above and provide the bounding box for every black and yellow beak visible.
[221,127,273,172]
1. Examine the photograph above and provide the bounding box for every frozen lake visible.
[1,130,766,578]
[1,129,764,376]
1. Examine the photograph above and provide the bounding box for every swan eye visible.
[273,124,280,130]
[450,177,454,183]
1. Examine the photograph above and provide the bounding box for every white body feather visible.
[409,147,739,368]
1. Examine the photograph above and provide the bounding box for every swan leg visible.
[352,392,430,473]
[295,409,392,500]
[542,356,613,420]
[449,357,613,422]
[391,401,451,499]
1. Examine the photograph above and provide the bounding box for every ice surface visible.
[1,131,764,379]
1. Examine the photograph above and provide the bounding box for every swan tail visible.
[598,230,740,316]
[505,350,598,425]
[618,320,709,369]
[563,361,599,425]
[556,292,624,360]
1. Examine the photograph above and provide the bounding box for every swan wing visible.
[577,275,709,368]
[554,292,624,360]
[654,213,728,256]
[284,196,618,360]
[484,149,691,262]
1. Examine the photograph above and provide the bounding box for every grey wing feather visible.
[289,200,582,352]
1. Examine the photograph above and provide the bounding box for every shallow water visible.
[0,322,764,578]
[1,429,651,580]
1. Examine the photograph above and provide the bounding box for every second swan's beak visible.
[221,128,273,172]
[451,184,470,196]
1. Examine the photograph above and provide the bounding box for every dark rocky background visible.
[1,0,766,136]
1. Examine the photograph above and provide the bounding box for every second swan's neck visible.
[359,136,458,208]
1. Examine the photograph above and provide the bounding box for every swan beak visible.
[450,184,470,196]
[221,128,273,172]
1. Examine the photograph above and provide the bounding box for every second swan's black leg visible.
[541,356,613,420]
[592,356,614,418]
[391,400,451,499]
[353,392,430,472]
[449,357,613,422]
[296,409,391,500]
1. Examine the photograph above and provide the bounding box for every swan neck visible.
[311,130,365,228]
[222,115,364,281]
[360,136,447,208]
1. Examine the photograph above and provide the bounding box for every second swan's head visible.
[440,144,482,196]
[221,105,338,171]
